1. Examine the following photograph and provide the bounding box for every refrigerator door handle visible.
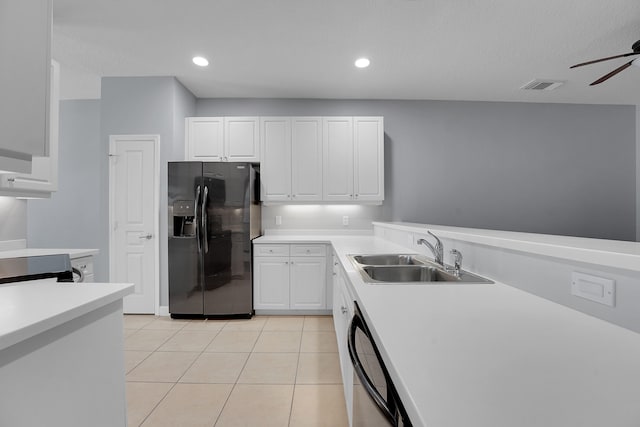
[202,185,209,254]
[195,185,201,253]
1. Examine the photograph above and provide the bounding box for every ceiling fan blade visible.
[570,52,639,68]
[589,60,634,86]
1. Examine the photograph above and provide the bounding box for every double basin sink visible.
[349,254,493,284]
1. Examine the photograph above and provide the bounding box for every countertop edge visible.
[0,248,99,259]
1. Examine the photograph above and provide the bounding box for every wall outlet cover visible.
[571,272,615,307]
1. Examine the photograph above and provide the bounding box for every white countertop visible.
[0,248,98,259]
[0,281,133,351]
[256,233,640,427]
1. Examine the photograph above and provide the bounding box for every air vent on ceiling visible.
[520,79,564,91]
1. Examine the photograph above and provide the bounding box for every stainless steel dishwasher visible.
[348,301,412,426]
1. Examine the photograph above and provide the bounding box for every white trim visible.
[108,135,161,315]
[157,306,170,317]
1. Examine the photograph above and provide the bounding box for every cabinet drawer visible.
[254,244,290,257]
[290,244,326,257]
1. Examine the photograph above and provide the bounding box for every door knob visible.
[139,234,153,240]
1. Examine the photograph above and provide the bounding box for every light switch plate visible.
[275,215,282,225]
[342,216,349,226]
[571,272,615,307]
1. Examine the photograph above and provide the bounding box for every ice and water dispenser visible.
[172,200,196,237]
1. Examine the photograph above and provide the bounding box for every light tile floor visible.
[124,315,348,427]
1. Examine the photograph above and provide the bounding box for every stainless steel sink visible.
[348,254,493,284]
[362,265,458,282]
[351,254,429,266]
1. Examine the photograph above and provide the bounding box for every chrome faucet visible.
[450,249,463,277]
[417,231,444,266]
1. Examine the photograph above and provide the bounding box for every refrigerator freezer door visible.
[168,162,204,315]
[202,162,253,316]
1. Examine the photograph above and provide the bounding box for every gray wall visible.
[101,77,196,306]
[28,100,101,250]
[198,99,637,241]
[0,198,26,242]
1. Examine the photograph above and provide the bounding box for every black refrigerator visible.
[168,162,261,318]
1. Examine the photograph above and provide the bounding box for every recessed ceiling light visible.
[354,57,370,68]
[192,56,209,67]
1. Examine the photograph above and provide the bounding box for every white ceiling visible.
[53,0,640,104]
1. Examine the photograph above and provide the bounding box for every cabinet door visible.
[322,117,354,201]
[353,117,384,202]
[254,257,290,309]
[291,117,322,201]
[290,256,326,309]
[225,117,259,162]
[185,117,223,160]
[0,60,59,196]
[333,267,354,424]
[260,117,291,202]
[0,0,51,171]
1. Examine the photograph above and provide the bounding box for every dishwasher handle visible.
[348,313,396,425]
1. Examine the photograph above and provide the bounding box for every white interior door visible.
[109,135,159,314]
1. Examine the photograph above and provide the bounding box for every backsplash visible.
[0,197,26,242]
[261,204,385,231]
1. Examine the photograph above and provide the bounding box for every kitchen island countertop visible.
[0,281,132,351]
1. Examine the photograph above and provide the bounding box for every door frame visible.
[108,134,160,314]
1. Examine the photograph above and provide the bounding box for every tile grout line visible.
[132,316,192,427]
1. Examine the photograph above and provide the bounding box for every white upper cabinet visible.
[260,117,291,202]
[225,117,260,162]
[185,117,259,162]
[189,115,384,203]
[291,117,322,201]
[323,117,354,201]
[322,116,384,203]
[260,117,323,203]
[353,117,384,201]
[185,117,224,161]
[0,0,52,173]
[0,60,60,197]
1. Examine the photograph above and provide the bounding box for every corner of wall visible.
[637,105,640,242]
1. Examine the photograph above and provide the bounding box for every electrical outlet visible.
[275,215,282,226]
[571,272,615,307]
[342,216,349,226]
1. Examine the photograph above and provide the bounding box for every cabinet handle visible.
[285,261,289,265]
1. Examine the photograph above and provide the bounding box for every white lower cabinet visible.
[253,243,328,311]
[333,253,354,425]
[254,256,290,309]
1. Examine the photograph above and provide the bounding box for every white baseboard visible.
[157,306,169,316]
